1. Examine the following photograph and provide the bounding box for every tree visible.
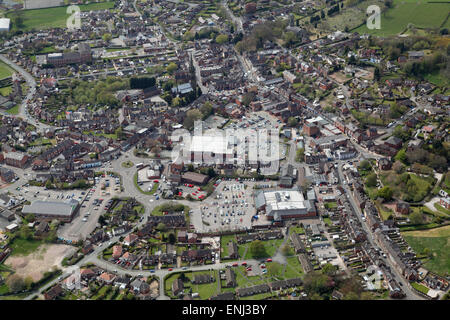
[241,92,256,106]
[12,10,24,29]
[303,272,334,295]
[183,109,202,130]
[24,276,34,291]
[288,117,298,127]
[267,262,281,276]
[321,263,337,276]
[377,186,393,201]
[19,226,33,240]
[249,240,267,258]
[358,160,371,171]
[102,33,112,43]
[168,233,176,245]
[392,161,404,174]
[215,34,229,44]
[200,102,213,119]
[179,272,188,282]
[343,292,360,300]
[365,173,377,188]
[6,275,25,293]
[374,66,381,81]
[409,210,424,225]
[281,244,291,256]
[155,223,166,232]
[166,62,178,74]
[295,148,305,162]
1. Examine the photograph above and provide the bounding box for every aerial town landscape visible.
[0,0,448,303]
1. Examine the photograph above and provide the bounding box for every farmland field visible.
[402,226,450,277]
[354,0,450,36]
[6,1,115,31]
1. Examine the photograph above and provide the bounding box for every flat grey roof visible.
[22,199,79,217]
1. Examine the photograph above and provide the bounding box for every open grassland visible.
[7,1,115,31]
[354,0,450,36]
[0,62,14,79]
[402,226,450,276]
[402,225,450,238]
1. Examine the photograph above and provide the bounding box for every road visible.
[0,54,51,131]
[336,163,423,300]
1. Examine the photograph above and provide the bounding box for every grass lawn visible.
[121,161,134,168]
[134,173,158,196]
[284,256,304,279]
[289,226,305,235]
[354,0,450,36]
[82,130,117,140]
[402,226,450,277]
[424,71,450,88]
[323,217,332,227]
[0,62,13,80]
[324,202,337,210]
[0,283,9,295]
[165,270,218,299]
[238,238,284,259]
[380,171,434,202]
[433,203,450,216]
[7,1,116,31]
[0,86,12,96]
[376,203,393,221]
[411,282,429,295]
[5,104,20,115]
[9,238,43,256]
[220,235,237,258]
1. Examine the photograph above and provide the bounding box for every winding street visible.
[0,54,51,131]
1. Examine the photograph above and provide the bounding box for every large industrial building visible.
[22,199,80,222]
[254,188,317,221]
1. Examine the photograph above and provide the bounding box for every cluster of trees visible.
[191,27,221,41]
[377,186,394,201]
[67,77,128,108]
[183,102,215,130]
[405,147,447,173]
[249,240,268,258]
[235,20,289,53]
[327,4,340,16]
[389,103,408,120]
[130,77,156,89]
[303,264,373,300]
[403,52,447,78]
[392,125,412,141]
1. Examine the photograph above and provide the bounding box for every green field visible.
[354,0,450,36]
[402,226,450,277]
[7,1,115,31]
[0,62,14,80]
[0,86,12,96]
[6,104,20,115]
[9,238,43,256]
[411,282,430,295]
